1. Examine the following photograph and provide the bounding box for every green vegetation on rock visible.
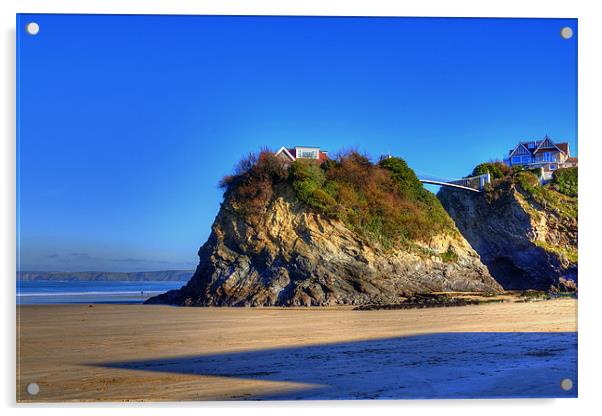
[552,167,578,197]
[219,151,288,216]
[222,150,457,250]
[289,153,457,248]
[471,161,510,179]
[514,170,577,220]
[440,246,459,263]
[534,240,578,263]
[475,162,578,222]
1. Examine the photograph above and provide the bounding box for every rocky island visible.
[147,151,502,306]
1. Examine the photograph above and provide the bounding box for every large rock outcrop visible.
[147,184,501,307]
[438,177,577,290]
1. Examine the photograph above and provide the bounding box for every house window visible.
[511,156,521,164]
[298,150,318,159]
[550,164,557,170]
[521,155,531,163]
[527,142,536,149]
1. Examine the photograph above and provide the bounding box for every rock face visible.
[147,185,501,307]
[438,181,577,291]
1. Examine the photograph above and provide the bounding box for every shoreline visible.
[17,286,577,307]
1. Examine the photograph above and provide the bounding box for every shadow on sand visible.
[94,332,577,400]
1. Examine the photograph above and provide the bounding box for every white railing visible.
[417,173,490,192]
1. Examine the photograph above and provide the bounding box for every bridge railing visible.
[417,173,490,191]
[448,173,490,190]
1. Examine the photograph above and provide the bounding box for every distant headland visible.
[17,270,195,282]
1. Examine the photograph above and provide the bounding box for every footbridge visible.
[416,172,491,192]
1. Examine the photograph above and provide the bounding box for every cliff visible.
[438,169,577,291]
[147,152,501,307]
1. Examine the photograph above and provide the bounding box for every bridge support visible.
[479,173,491,190]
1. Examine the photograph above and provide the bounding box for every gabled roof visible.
[533,142,568,155]
[534,135,562,154]
[509,142,530,157]
[509,136,570,157]
[275,146,296,161]
[556,143,569,156]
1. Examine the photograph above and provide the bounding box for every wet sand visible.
[16,299,577,401]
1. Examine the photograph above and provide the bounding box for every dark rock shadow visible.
[92,332,577,400]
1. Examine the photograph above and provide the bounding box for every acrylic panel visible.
[16,14,578,401]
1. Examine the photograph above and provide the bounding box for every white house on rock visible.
[275,146,329,164]
[503,136,577,172]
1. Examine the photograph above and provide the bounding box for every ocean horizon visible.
[16,280,183,305]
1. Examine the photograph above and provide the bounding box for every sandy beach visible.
[17,298,577,401]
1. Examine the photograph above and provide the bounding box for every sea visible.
[16,280,184,305]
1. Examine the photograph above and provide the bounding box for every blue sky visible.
[17,15,577,272]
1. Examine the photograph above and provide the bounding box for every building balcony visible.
[509,160,558,167]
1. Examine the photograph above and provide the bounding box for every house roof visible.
[509,137,570,157]
[277,146,329,162]
[532,142,568,155]
[275,146,296,161]
[519,141,539,149]
[566,157,578,163]
[508,142,531,157]
[556,143,569,155]
[287,147,329,155]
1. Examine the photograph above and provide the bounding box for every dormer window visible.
[299,150,317,158]
[296,147,320,159]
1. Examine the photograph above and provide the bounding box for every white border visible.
[4,0,588,18]
[3,1,601,415]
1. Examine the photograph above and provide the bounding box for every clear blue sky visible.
[17,15,577,272]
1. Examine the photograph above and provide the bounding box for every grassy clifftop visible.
[220,150,456,250]
[475,162,578,221]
